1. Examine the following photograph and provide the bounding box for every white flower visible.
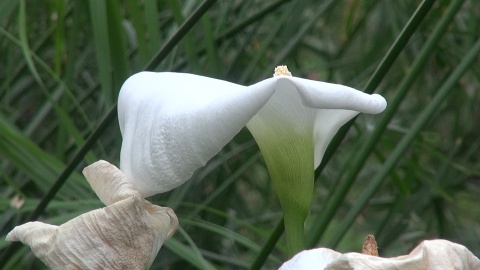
[279,239,480,270]
[118,66,386,254]
[118,68,386,197]
[6,160,178,270]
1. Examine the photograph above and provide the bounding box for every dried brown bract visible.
[6,160,178,270]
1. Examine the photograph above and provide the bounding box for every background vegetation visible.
[1,0,479,269]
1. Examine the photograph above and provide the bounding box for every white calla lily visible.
[118,68,386,196]
[118,66,386,254]
[6,160,178,270]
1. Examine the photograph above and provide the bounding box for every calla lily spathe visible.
[118,70,386,197]
[6,160,178,270]
[118,68,386,254]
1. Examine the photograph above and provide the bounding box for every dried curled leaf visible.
[6,160,178,270]
[280,239,480,270]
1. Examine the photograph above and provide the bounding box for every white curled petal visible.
[5,222,58,259]
[248,76,385,169]
[118,72,275,196]
[6,195,178,270]
[278,76,387,114]
[312,109,359,168]
[273,76,386,169]
[82,160,140,205]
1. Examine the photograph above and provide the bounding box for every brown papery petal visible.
[83,160,141,205]
[7,195,177,270]
[6,160,179,269]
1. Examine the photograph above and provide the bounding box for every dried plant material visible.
[273,65,292,77]
[361,235,378,256]
[82,160,141,205]
[6,160,178,270]
[279,239,480,270]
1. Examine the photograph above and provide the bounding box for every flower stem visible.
[283,209,306,256]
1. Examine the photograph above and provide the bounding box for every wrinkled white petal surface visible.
[6,160,178,270]
[119,72,275,196]
[279,239,480,270]
[118,72,386,197]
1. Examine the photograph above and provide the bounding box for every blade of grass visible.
[238,2,296,83]
[0,0,17,22]
[167,140,256,209]
[16,0,95,160]
[201,14,219,76]
[144,0,217,71]
[106,0,130,97]
[0,20,92,129]
[249,220,284,270]
[0,120,91,199]
[0,26,96,165]
[187,152,261,219]
[53,0,65,75]
[180,217,265,254]
[166,0,200,72]
[88,0,113,105]
[125,0,151,66]
[271,0,336,70]
[173,0,291,72]
[165,227,217,270]
[143,0,161,57]
[326,0,378,81]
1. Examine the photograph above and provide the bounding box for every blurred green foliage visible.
[0,0,479,269]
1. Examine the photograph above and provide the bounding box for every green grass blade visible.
[125,0,151,66]
[0,0,17,22]
[143,0,161,57]
[15,1,95,159]
[52,0,65,75]
[106,0,130,95]
[166,0,200,72]
[144,0,217,71]
[165,228,217,270]
[201,15,219,76]
[88,0,113,105]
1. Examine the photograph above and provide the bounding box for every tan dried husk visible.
[279,239,480,270]
[6,160,178,270]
